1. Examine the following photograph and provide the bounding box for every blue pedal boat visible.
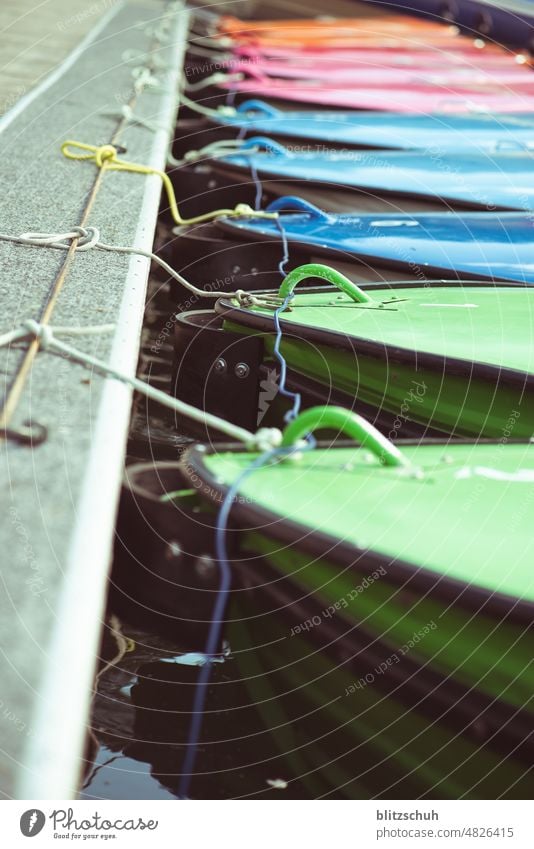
[210,139,534,212]
[217,199,534,285]
[209,100,534,152]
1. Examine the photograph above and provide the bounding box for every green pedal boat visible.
[175,407,534,798]
[215,265,534,439]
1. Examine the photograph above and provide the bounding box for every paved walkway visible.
[0,0,119,115]
[0,0,186,799]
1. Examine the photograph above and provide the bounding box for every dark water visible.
[81,621,302,800]
[82,747,176,800]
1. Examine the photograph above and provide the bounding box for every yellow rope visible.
[61,140,278,226]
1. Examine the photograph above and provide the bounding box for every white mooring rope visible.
[0,319,282,450]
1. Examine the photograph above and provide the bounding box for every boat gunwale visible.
[202,111,534,151]
[214,281,534,391]
[214,215,534,285]
[181,441,534,624]
[206,158,530,212]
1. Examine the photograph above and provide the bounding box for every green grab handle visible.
[279,264,373,304]
[281,406,409,468]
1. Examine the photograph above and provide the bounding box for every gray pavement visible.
[0,0,188,798]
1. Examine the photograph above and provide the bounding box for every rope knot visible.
[74,226,100,250]
[253,427,283,451]
[22,320,53,349]
[95,145,117,167]
[17,226,100,251]
[235,289,254,307]
[233,203,254,216]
